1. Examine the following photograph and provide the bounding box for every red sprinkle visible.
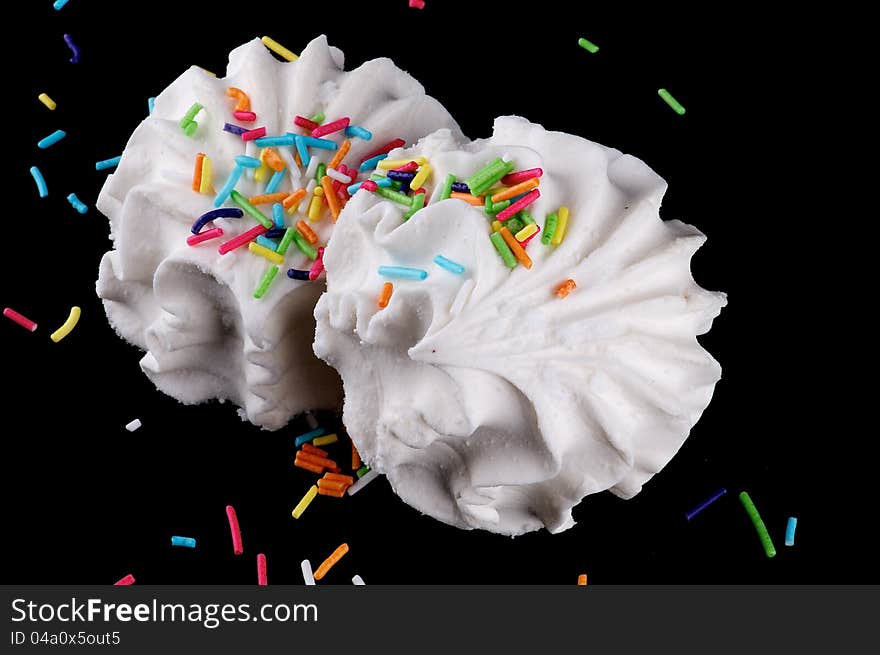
[413,187,427,197]
[497,189,541,222]
[409,0,426,8]
[361,180,379,192]
[312,117,350,138]
[225,505,243,556]
[186,227,224,246]
[294,116,320,131]
[392,161,420,173]
[3,307,38,332]
[113,574,136,586]
[309,247,325,281]
[361,138,405,163]
[218,224,268,255]
[502,168,544,185]
[233,110,257,122]
[242,127,267,142]
[257,553,267,585]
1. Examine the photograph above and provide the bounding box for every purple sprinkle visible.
[191,208,244,234]
[223,123,248,136]
[387,170,416,182]
[685,488,728,521]
[63,34,81,63]
[451,182,470,193]
[287,268,310,281]
[265,228,287,239]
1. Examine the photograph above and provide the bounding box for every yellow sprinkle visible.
[195,66,217,77]
[308,187,324,222]
[261,35,299,61]
[410,163,432,189]
[292,485,318,519]
[198,156,213,194]
[50,306,81,343]
[248,241,284,264]
[551,206,569,246]
[491,220,502,233]
[38,93,56,110]
[377,156,427,170]
[515,223,539,241]
[312,433,338,447]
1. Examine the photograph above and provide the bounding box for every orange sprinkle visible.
[226,87,250,112]
[323,472,354,485]
[301,443,328,458]
[313,543,349,580]
[283,188,307,212]
[499,227,532,269]
[294,150,302,167]
[262,148,286,172]
[296,451,338,470]
[351,442,362,471]
[491,177,540,203]
[317,486,346,498]
[317,478,348,492]
[378,282,393,309]
[577,574,588,586]
[296,220,318,244]
[192,153,205,192]
[328,139,351,170]
[450,192,484,206]
[294,458,324,475]
[248,192,289,205]
[556,279,577,298]
[321,175,340,221]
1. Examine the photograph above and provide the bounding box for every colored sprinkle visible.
[434,255,465,274]
[248,241,284,265]
[378,265,427,280]
[254,135,295,148]
[283,188,307,213]
[266,170,286,196]
[295,427,326,447]
[320,176,340,221]
[785,517,798,547]
[63,34,80,63]
[410,162,432,189]
[294,115,320,131]
[542,212,558,244]
[409,0,426,8]
[435,172,455,202]
[449,192,483,206]
[313,543,349,581]
[233,110,256,122]
[352,442,362,470]
[491,220,502,232]
[502,168,543,185]
[490,231,517,268]
[345,125,372,140]
[467,158,514,197]
[301,559,316,585]
[234,155,262,169]
[148,97,155,114]
[356,465,370,478]
[247,192,289,206]
[242,127,267,142]
[403,192,426,220]
[499,227,532,269]
[312,433,339,447]
[3,307,37,332]
[257,553,268,586]
[254,265,280,299]
[309,111,325,124]
[230,190,274,228]
[287,268,310,281]
[54,0,70,9]
[377,282,394,309]
[270,203,284,229]
[578,37,600,54]
[515,223,539,242]
[294,135,311,167]
[328,139,352,170]
[347,468,379,495]
[352,575,366,585]
[265,228,286,239]
[261,36,298,61]
[551,206,569,245]
[226,505,243,555]
[113,574,135,586]
[292,231,318,260]
[218,224,269,255]
[376,186,412,206]
[292,485,319,519]
[359,180,378,193]
[224,123,247,136]
[658,88,686,115]
[685,487,727,521]
[171,536,197,548]
[450,182,470,193]
[361,138,405,163]
[300,135,337,151]
[49,306,81,343]
[739,491,776,558]
[67,193,88,214]
[277,227,296,256]
[179,103,203,134]
[199,155,213,194]
[256,234,278,251]
[378,156,426,171]
[296,220,318,244]
[95,155,122,171]
[38,93,56,110]
[226,87,250,111]
[555,279,577,298]
[29,166,48,198]
[187,227,224,246]
[577,574,588,586]
[192,153,206,191]
[192,208,243,234]
[491,177,540,203]
[497,189,540,222]
[312,116,350,138]
[262,148,286,172]
[37,129,66,149]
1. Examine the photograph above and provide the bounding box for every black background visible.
[0,1,854,584]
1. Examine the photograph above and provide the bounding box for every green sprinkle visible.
[376,187,412,206]
[470,160,515,197]
[504,216,525,235]
[484,194,493,212]
[183,121,198,137]
[403,192,426,220]
[490,231,517,268]
[520,211,536,226]
[739,491,776,558]
[487,199,511,215]
[230,190,274,228]
[658,88,686,115]
[315,162,326,183]
[309,111,325,124]
[356,465,370,478]
[542,212,558,245]
[292,231,317,260]
[465,158,504,191]
[179,103,203,130]
[578,37,599,54]
[277,227,296,255]
[254,265,279,299]
[438,173,455,202]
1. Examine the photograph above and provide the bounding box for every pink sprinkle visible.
[392,161,420,173]
[233,110,257,122]
[309,247,325,281]
[497,189,541,222]
[114,574,135,586]
[311,117,350,138]
[413,187,427,197]
[186,227,224,246]
[502,168,543,185]
[257,553,267,586]
[218,224,269,255]
[3,307,38,332]
[294,115,320,131]
[242,127,267,142]
[226,505,244,556]
[409,0,426,8]
[361,180,379,192]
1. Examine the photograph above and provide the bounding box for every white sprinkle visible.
[352,574,366,585]
[305,178,317,195]
[450,279,475,316]
[301,559,316,586]
[305,155,320,179]
[125,418,142,432]
[347,469,379,496]
[326,167,352,184]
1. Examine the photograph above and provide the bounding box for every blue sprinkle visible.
[67,193,88,214]
[785,517,797,547]
[360,154,388,172]
[223,123,247,136]
[171,536,197,549]
[347,182,363,195]
[254,135,296,147]
[63,34,80,63]
[266,170,286,195]
[287,268,310,281]
[148,97,156,114]
[451,182,470,193]
[191,208,244,234]
[685,487,727,521]
[374,177,393,188]
[265,228,287,239]
[214,166,243,207]
[294,135,311,167]
[234,155,262,169]
[378,265,428,281]
[37,129,66,149]
[53,0,70,10]
[272,203,285,228]
[294,427,325,447]
[256,235,278,251]
[433,255,466,275]
[29,166,48,198]
[300,135,338,151]
[95,155,122,171]
[345,125,372,140]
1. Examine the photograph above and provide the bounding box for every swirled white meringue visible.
[314,117,726,534]
[96,36,462,429]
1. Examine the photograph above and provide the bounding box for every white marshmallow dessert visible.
[314,117,727,535]
[96,36,462,430]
